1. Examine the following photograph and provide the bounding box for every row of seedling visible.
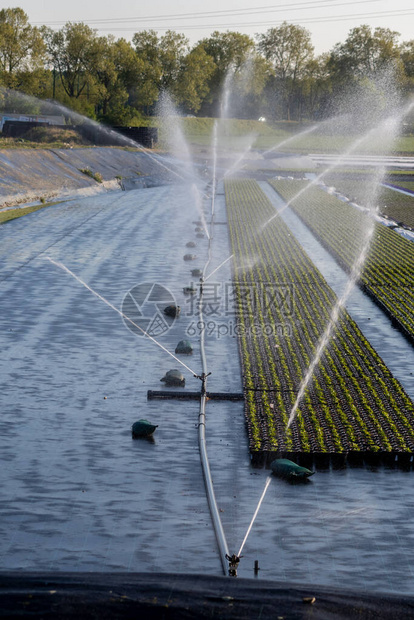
[225,178,414,454]
[271,179,414,345]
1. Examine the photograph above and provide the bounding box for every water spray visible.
[220,133,257,182]
[261,104,414,233]
[204,254,234,282]
[211,120,218,217]
[237,476,272,557]
[286,108,412,430]
[262,124,318,157]
[44,257,198,377]
[221,476,273,577]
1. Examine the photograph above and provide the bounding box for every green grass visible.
[322,174,414,228]
[79,168,103,183]
[389,181,414,192]
[0,202,58,225]
[155,117,315,149]
[154,116,414,154]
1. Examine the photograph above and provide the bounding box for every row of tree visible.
[1,7,413,125]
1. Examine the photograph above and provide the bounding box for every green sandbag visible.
[132,419,158,438]
[175,340,193,355]
[270,458,314,479]
[160,369,185,387]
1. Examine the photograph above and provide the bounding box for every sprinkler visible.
[226,553,242,577]
[195,371,211,396]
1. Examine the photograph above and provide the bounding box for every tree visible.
[197,31,256,115]
[158,30,189,90]
[170,44,215,113]
[301,54,332,119]
[132,30,191,112]
[401,40,414,79]
[44,22,97,100]
[327,25,404,124]
[230,53,272,118]
[329,25,401,82]
[257,22,314,120]
[88,36,145,123]
[0,8,46,90]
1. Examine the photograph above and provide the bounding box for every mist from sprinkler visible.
[158,91,211,238]
[220,133,258,181]
[262,123,318,157]
[0,87,189,183]
[18,62,412,578]
[286,104,414,430]
[237,475,272,558]
[44,257,198,378]
[260,104,413,233]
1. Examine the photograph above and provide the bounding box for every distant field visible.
[1,117,413,154]
[391,181,414,192]
[323,172,414,228]
[156,117,414,155]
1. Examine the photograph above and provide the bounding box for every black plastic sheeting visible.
[1,572,414,619]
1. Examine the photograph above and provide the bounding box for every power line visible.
[33,0,381,26]
[70,8,414,32]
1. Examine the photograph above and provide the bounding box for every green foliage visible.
[227,178,414,454]
[0,8,46,89]
[79,167,103,182]
[196,31,257,115]
[329,25,402,83]
[0,202,54,224]
[2,12,414,123]
[43,22,97,99]
[170,45,215,113]
[257,22,314,120]
[272,179,414,345]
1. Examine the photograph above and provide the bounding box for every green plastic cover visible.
[270,458,314,478]
[160,369,186,387]
[175,340,193,355]
[132,419,158,437]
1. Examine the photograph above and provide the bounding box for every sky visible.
[11,0,414,55]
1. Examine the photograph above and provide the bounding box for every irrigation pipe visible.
[196,178,230,576]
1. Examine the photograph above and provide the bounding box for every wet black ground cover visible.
[1,176,414,597]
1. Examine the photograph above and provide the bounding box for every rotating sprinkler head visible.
[226,553,242,577]
[194,371,211,396]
